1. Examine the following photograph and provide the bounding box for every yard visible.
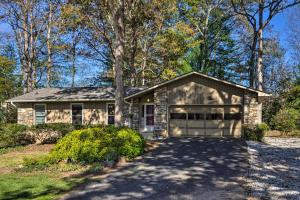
[0,144,86,200]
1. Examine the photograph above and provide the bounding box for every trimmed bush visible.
[243,123,269,142]
[0,123,32,148]
[50,126,145,163]
[116,128,145,159]
[271,108,299,132]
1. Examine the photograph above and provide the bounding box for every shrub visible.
[116,128,145,159]
[50,126,145,164]
[255,123,269,141]
[271,108,299,132]
[0,123,32,148]
[243,123,269,142]
[29,123,76,144]
[243,124,257,141]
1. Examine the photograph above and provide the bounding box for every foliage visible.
[0,123,104,148]
[243,123,269,142]
[0,124,31,148]
[285,85,300,111]
[50,127,145,163]
[178,0,242,81]
[271,108,299,132]
[23,155,57,171]
[116,128,145,159]
[262,97,282,128]
[0,56,21,102]
[0,105,17,124]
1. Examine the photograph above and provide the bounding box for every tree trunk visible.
[256,0,264,90]
[71,32,76,87]
[111,0,125,127]
[46,2,53,88]
[249,34,257,88]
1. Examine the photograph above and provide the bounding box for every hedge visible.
[50,126,145,163]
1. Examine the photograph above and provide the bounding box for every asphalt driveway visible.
[63,138,248,200]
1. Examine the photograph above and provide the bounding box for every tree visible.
[231,0,300,90]
[74,0,125,126]
[179,0,242,81]
[0,56,21,102]
[0,0,50,93]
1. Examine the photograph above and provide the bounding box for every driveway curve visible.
[62,138,248,200]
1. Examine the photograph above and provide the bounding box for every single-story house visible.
[6,72,270,138]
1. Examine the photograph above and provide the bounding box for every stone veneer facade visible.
[243,92,262,125]
[17,103,34,125]
[153,87,168,137]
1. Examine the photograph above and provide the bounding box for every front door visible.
[144,104,154,131]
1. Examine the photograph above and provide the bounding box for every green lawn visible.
[0,145,86,200]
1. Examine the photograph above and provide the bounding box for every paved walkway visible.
[62,138,248,200]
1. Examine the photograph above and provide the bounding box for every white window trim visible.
[106,103,115,125]
[70,103,84,125]
[143,103,154,132]
[34,103,47,125]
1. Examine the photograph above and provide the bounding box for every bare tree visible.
[0,0,49,93]
[231,0,300,90]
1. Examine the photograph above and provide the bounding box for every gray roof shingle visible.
[6,87,145,102]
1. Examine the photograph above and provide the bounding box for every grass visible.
[0,144,88,200]
[0,146,25,155]
[0,172,84,200]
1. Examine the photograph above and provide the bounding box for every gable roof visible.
[6,71,271,103]
[6,87,144,103]
[125,71,271,99]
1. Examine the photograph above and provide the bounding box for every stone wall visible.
[154,86,168,137]
[243,92,261,124]
[130,98,140,131]
[17,103,34,125]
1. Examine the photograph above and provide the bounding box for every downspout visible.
[10,101,17,108]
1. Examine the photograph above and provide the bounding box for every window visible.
[206,113,223,120]
[72,104,83,125]
[224,113,241,120]
[107,104,115,125]
[35,104,46,124]
[145,105,154,126]
[188,113,205,120]
[170,113,186,120]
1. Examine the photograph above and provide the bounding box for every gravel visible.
[246,137,300,200]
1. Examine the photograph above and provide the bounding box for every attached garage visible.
[169,105,242,137]
[123,71,270,138]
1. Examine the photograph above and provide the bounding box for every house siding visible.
[47,103,71,123]
[17,102,110,126]
[167,74,243,105]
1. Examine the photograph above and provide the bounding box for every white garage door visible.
[169,105,242,137]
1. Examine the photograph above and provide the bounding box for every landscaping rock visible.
[246,137,300,200]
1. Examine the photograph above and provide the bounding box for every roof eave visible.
[5,98,116,103]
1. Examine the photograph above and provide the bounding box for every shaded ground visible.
[247,137,300,200]
[0,144,53,174]
[62,138,248,200]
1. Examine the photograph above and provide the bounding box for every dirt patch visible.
[0,144,54,174]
